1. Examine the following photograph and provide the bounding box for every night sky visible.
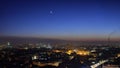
[0,0,120,41]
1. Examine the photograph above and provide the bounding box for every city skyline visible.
[1,0,120,41]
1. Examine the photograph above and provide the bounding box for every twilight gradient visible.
[0,0,120,40]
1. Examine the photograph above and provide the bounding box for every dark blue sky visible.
[1,0,120,41]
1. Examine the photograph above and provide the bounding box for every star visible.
[50,10,53,14]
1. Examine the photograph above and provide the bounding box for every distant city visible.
[0,37,120,68]
[1,0,120,68]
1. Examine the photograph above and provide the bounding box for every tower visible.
[7,42,12,48]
